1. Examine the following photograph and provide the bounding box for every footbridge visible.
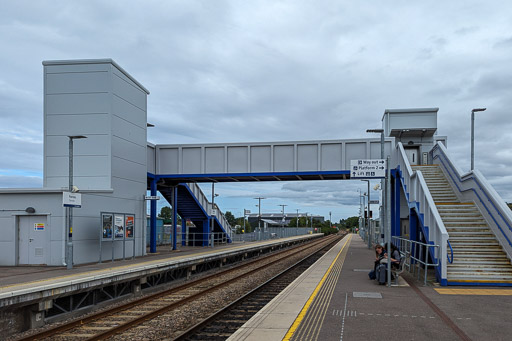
[148,108,512,286]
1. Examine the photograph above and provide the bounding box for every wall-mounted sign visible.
[144,195,160,200]
[369,200,380,205]
[114,214,125,239]
[63,192,82,208]
[350,159,386,178]
[34,223,45,231]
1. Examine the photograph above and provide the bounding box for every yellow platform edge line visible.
[283,234,352,341]
[435,288,512,295]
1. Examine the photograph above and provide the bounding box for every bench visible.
[392,255,406,285]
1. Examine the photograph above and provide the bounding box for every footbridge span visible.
[148,108,512,287]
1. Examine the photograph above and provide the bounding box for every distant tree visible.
[508,203,512,210]
[159,206,172,223]
[224,211,237,226]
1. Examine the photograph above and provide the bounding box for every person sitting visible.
[376,243,401,284]
[368,244,386,280]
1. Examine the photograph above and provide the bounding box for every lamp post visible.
[329,211,332,229]
[66,135,87,270]
[278,204,287,238]
[471,108,486,171]
[296,209,299,236]
[361,180,371,248]
[254,197,265,239]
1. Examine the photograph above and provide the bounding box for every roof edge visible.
[42,58,150,94]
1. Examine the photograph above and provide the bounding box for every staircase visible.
[412,165,512,284]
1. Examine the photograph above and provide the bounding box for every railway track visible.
[174,234,343,340]
[17,234,343,341]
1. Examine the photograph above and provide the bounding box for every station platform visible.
[0,234,321,334]
[229,234,512,341]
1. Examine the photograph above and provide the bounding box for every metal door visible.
[404,147,419,165]
[18,215,47,265]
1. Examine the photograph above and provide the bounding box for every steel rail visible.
[174,235,344,340]
[86,235,340,340]
[18,235,333,341]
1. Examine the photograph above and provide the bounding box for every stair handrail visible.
[396,142,449,283]
[447,240,453,264]
[185,182,233,238]
[432,142,512,260]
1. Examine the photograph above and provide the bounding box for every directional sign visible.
[350,159,386,178]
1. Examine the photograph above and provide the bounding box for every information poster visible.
[125,215,134,239]
[114,214,125,239]
[102,214,113,240]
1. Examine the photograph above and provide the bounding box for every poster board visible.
[102,213,113,240]
[114,214,125,239]
[125,215,134,239]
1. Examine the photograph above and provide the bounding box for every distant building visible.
[247,213,324,227]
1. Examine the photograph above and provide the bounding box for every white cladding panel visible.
[158,148,179,174]
[46,71,109,94]
[227,146,249,173]
[183,147,202,174]
[297,144,318,171]
[345,142,367,167]
[321,143,342,171]
[205,147,225,173]
[250,146,271,172]
[274,145,294,172]
[147,145,156,174]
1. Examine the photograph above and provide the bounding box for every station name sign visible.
[350,159,386,178]
[63,192,82,208]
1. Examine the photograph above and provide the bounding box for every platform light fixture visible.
[66,135,87,270]
[471,108,486,171]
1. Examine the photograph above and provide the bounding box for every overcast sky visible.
[1,1,512,222]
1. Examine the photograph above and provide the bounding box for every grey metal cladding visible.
[250,146,271,172]
[46,113,110,135]
[183,147,202,174]
[273,145,294,172]
[345,142,367,167]
[321,143,342,171]
[297,144,318,171]
[113,136,146,165]
[45,135,110,157]
[112,70,147,111]
[46,93,110,114]
[205,147,225,173]
[46,71,109,94]
[158,148,179,174]
[227,146,249,173]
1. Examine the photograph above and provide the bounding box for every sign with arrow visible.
[350,159,386,178]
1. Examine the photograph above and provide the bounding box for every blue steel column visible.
[150,178,157,253]
[172,186,178,250]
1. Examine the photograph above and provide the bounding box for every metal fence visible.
[392,236,440,286]
[231,227,316,242]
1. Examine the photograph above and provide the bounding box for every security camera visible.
[72,186,80,193]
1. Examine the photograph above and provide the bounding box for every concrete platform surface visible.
[0,234,319,304]
[229,234,512,341]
